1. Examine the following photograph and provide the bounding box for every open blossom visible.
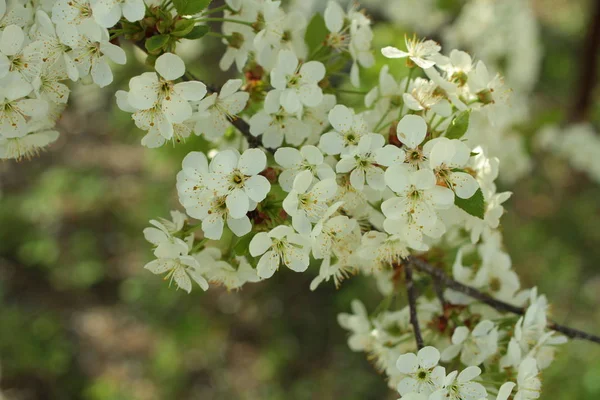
[249,225,310,278]
[270,49,325,114]
[193,79,249,139]
[396,347,445,396]
[249,90,309,148]
[320,105,371,155]
[514,358,541,400]
[441,320,498,366]
[208,148,271,219]
[430,366,487,400]
[143,218,208,293]
[274,145,335,192]
[51,0,102,47]
[336,134,387,191]
[382,35,441,69]
[118,53,207,145]
[73,31,126,87]
[395,114,429,167]
[381,165,454,238]
[426,137,479,199]
[282,170,338,235]
[176,152,252,240]
[92,0,145,28]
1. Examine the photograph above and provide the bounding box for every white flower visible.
[274,145,335,192]
[208,148,271,219]
[381,165,454,239]
[92,0,145,28]
[0,129,59,160]
[283,170,338,235]
[176,151,252,240]
[336,134,387,191]
[468,61,504,104]
[514,358,541,400]
[324,1,374,87]
[403,78,445,112]
[249,225,310,278]
[51,0,102,47]
[143,214,187,259]
[193,79,249,139]
[194,249,261,290]
[0,93,48,138]
[31,10,79,81]
[270,49,325,114]
[310,205,355,260]
[396,346,445,396]
[122,53,207,143]
[426,137,479,199]
[249,90,309,148]
[0,25,42,83]
[357,231,408,272]
[144,234,208,293]
[73,31,126,87]
[493,382,517,400]
[441,320,498,366]
[319,105,371,155]
[382,35,441,69]
[430,366,487,400]
[338,299,373,351]
[395,114,428,167]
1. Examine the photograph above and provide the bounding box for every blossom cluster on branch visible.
[2,0,598,398]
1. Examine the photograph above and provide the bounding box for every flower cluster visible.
[0,0,142,159]
[3,0,579,397]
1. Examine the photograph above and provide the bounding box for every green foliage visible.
[145,34,170,52]
[305,14,328,54]
[171,18,197,37]
[184,24,210,40]
[173,0,212,16]
[454,188,485,219]
[445,110,471,139]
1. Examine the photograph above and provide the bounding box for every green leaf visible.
[173,0,212,16]
[454,188,485,219]
[445,110,471,140]
[184,25,210,40]
[171,19,197,37]
[233,234,255,256]
[305,13,328,54]
[145,34,170,52]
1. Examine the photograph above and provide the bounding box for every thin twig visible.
[404,263,424,350]
[408,257,600,344]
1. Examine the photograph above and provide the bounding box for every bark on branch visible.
[408,256,600,345]
[404,263,425,350]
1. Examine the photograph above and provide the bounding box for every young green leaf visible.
[172,19,197,37]
[184,25,210,40]
[145,34,170,52]
[305,13,328,54]
[454,188,485,219]
[445,110,471,140]
[173,0,212,16]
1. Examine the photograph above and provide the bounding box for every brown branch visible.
[569,0,600,122]
[404,263,424,349]
[408,257,600,344]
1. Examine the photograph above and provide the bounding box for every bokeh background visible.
[1,0,600,399]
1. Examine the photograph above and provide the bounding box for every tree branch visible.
[404,263,424,350]
[569,0,600,122]
[408,256,600,345]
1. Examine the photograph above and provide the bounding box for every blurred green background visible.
[1,0,600,399]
